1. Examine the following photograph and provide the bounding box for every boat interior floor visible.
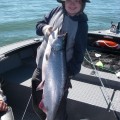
[1,57,120,120]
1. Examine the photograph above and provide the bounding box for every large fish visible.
[37,28,67,120]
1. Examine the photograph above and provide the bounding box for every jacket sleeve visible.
[67,22,88,76]
[36,6,61,36]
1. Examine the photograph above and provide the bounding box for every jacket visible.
[36,6,88,76]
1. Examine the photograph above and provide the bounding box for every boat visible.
[0,22,120,120]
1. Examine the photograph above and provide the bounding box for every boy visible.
[32,0,90,119]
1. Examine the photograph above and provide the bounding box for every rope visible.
[21,94,32,120]
[86,49,120,120]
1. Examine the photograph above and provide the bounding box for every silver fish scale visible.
[43,38,67,120]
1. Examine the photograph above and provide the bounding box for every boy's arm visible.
[67,22,88,76]
[36,6,62,36]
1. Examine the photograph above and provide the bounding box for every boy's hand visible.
[45,27,53,36]
[0,100,8,111]
[42,25,53,37]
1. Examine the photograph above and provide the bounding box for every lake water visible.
[0,0,120,47]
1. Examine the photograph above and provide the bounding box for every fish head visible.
[48,28,67,52]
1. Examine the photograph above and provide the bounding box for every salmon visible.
[37,28,67,120]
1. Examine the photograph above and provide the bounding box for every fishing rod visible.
[86,49,120,120]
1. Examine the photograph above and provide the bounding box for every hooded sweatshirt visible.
[36,6,88,76]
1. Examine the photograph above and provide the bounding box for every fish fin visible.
[36,81,45,91]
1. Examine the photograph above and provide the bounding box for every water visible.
[0,0,120,47]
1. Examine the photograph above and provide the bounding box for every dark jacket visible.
[36,6,88,76]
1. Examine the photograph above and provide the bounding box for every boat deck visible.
[1,57,120,120]
[0,38,120,120]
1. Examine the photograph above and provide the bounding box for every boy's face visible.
[65,0,82,16]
